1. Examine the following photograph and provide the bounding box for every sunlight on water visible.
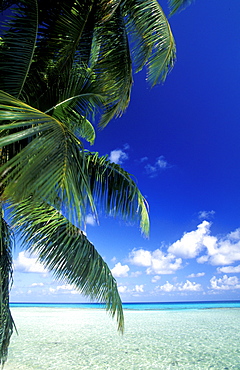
[5,307,240,369]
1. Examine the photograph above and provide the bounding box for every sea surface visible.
[5,301,240,369]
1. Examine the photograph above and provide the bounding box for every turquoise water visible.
[5,302,240,369]
[10,300,240,310]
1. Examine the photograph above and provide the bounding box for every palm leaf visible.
[0,91,149,234]
[0,0,38,97]
[91,6,133,127]
[94,0,121,23]
[10,199,124,333]
[122,0,176,85]
[84,152,149,236]
[0,91,96,226]
[0,207,15,366]
[47,66,104,144]
[169,0,195,15]
[53,108,96,145]
[18,1,95,112]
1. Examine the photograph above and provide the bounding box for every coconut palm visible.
[0,0,192,365]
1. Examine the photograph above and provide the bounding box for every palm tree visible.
[0,0,193,365]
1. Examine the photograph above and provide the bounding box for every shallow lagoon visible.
[5,305,240,369]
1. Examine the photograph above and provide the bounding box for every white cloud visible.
[198,210,215,220]
[166,221,240,267]
[156,280,202,292]
[156,281,176,292]
[14,251,48,274]
[178,280,202,291]
[30,283,44,287]
[135,284,144,293]
[109,145,129,164]
[118,285,128,293]
[228,229,240,240]
[217,265,240,273]
[187,272,205,278]
[156,156,169,169]
[129,248,182,274]
[198,228,240,266]
[146,251,182,275]
[129,222,240,282]
[168,221,211,258]
[152,275,161,283]
[49,284,79,295]
[144,156,170,177]
[129,249,152,267]
[85,214,96,226]
[111,262,130,277]
[210,275,240,290]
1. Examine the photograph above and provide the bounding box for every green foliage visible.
[0,0,193,365]
[169,0,195,15]
[0,208,15,365]
[10,199,124,333]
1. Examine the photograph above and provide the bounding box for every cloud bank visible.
[129,221,240,277]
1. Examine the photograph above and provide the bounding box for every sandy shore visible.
[4,307,240,369]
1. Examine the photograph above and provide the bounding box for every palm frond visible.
[18,1,95,111]
[85,152,149,236]
[91,6,133,127]
[169,0,194,15]
[0,0,38,97]
[0,206,15,366]
[47,65,104,144]
[53,108,96,145]
[94,0,121,23]
[122,0,176,85]
[10,200,124,333]
[0,91,96,226]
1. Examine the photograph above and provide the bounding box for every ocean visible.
[4,301,240,369]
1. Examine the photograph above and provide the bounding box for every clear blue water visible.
[5,301,240,369]
[10,300,240,310]
[4,301,240,370]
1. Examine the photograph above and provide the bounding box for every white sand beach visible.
[5,307,240,369]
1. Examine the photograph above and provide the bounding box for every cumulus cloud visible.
[166,221,240,267]
[152,275,161,283]
[111,262,130,277]
[210,275,240,290]
[155,280,202,292]
[198,228,240,266]
[117,284,144,295]
[14,251,48,274]
[144,155,171,177]
[49,284,79,295]
[217,265,240,273]
[109,144,129,164]
[168,221,211,258]
[129,248,182,274]
[118,285,128,293]
[135,284,144,293]
[187,272,205,278]
[129,249,152,267]
[128,221,240,285]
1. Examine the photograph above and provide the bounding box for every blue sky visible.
[10,0,240,303]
